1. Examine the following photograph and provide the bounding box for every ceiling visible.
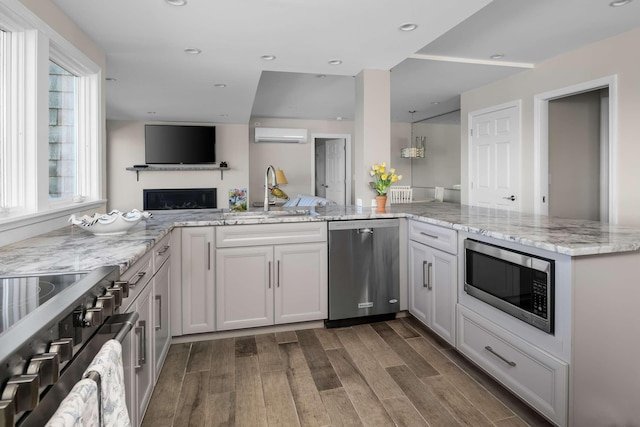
[51,0,640,125]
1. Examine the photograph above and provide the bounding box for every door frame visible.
[467,99,522,210]
[533,75,618,223]
[310,133,352,204]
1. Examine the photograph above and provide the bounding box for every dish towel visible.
[84,339,131,427]
[45,378,100,427]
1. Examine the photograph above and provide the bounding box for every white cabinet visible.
[408,221,457,345]
[274,243,327,324]
[132,283,154,426]
[181,227,215,334]
[153,258,171,380]
[216,246,273,330]
[120,235,172,426]
[457,305,568,426]
[215,223,327,331]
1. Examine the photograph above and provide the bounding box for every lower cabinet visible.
[124,281,154,427]
[457,304,568,426]
[121,236,172,427]
[181,227,215,334]
[408,239,457,345]
[153,258,171,380]
[216,242,327,330]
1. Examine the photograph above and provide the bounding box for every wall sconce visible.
[402,110,426,159]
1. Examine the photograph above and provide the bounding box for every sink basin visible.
[222,209,318,220]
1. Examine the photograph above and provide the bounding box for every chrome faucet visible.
[264,165,276,211]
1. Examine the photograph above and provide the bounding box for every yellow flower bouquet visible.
[369,162,402,195]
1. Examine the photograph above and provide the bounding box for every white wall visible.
[411,121,461,189]
[107,121,249,211]
[461,27,640,226]
[249,118,354,204]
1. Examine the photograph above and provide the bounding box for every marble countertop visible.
[1,202,640,276]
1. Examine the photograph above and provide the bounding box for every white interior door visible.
[324,139,346,204]
[469,103,521,211]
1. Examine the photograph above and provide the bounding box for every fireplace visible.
[143,188,217,210]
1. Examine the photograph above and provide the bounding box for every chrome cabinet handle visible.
[503,195,516,201]
[419,231,439,239]
[208,242,211,270]
[422,261,432,289]
[277,260,280,288]
[268,261,272,288]
[135,321,147,370]
[156,245,170,256]
[129,271,146,287]
[485,346,516,367]
[422,261,428,288]
[155,295,162,331]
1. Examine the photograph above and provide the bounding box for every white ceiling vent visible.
[254,127,308,143]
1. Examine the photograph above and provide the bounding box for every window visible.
[0,1,103,230]
[48,61,78,201]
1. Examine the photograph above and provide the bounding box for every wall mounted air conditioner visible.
[254,127,308,144]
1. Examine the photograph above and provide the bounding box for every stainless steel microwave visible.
[464,239,554,334]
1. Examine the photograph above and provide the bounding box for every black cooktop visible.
[0,272,88,334]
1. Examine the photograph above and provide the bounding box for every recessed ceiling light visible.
[214,83,226,88]
[328,59,342,65]
[336,117,343,121]
[261,55,276,61]
[316,74,327,78]
[610,0,631,6]
[431,101,440,105]
[105,77,117,82]
[184,48,201,54]
[490,54,504,59]
[219,114,228,117]
[399,23,418,32]
[166,0,187,5]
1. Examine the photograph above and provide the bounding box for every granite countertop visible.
[1,202,640,276]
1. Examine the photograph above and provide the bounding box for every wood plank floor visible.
[142,317,553,427]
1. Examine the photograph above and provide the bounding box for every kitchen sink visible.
[222,209,318,220]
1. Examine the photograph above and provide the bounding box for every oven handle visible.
[15,311,139,427]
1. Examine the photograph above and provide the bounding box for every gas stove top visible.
[0,272,88,335]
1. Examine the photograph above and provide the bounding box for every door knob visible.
[503,195,516,201]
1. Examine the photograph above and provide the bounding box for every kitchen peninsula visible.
[1,202,640,427]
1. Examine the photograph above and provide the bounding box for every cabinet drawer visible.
[457,305,567,426]
[216,222,327,247]
[153,233,171,272]
[121,251,153,311]
[408,220,457,254]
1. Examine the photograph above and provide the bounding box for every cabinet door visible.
[429,247,457,345]
[181,227,215,334]
[408,240,457,345]
[274,242,328,324]
[408,240,430,325]
[153,258,171,380]
[216,246,273,330]
[134,284,154,424]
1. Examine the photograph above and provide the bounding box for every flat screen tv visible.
[145,124,216,164]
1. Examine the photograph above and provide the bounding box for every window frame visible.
[0,1,104,232]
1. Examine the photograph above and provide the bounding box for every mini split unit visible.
[254,127,308,144]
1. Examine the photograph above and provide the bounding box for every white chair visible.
[388,186,413,204]
[434,186,444,202]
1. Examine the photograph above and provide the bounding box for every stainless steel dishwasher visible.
[327,219,399,327]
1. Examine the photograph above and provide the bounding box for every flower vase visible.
[376,195,387,212]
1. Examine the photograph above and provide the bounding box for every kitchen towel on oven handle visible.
[82,339,131,427]
[44,378,100,427]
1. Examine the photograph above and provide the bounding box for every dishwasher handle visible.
[357,228,374,235]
